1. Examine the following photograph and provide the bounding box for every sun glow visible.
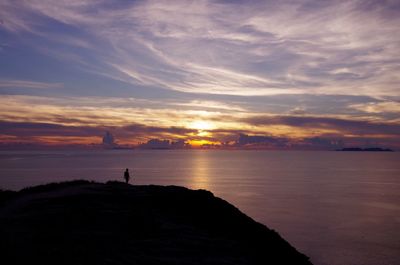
[190,120,214,131]
[188,139,219,147]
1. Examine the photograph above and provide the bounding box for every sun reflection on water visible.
[190,150,211,190]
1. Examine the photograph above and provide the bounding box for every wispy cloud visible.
[0,95,240,130]
[349,101,400,114]
[0,1,399,148]
[0,79,63,89]
[1,0,399,96]
[243,115,400,137]
[1,95,398,142]
[171,100,246,112]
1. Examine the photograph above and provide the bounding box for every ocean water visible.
[0,150,399,265]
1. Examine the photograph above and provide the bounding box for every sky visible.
[0,0,399,149]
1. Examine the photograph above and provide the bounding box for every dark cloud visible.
[243,115,400,136]
[236,133,288,147]
[1,120,399,150]
[0,121,100,137]
[122,124,196,136]
[0,121,196,142]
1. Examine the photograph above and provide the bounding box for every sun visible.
[190,120,214,131]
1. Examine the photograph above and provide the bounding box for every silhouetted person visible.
[124,168,130,183]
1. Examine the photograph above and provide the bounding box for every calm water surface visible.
[1,150,399,265]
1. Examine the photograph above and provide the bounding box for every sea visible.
[0,150,399,265]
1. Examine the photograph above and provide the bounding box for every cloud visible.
[0,120,99,137]
[1,118,399,149]
[171,100,246,112]
[0,79,63,89]
[349,101,400,114]
[0,95,238,128]
[243,115,400,136]
[1,95,399,141]
[121,124,196,139]
[0,120,196,145]
[1,0,399,96]
[237,133,288,147]
[234,133,347,150]
[0,1,399,148]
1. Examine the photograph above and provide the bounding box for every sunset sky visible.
[0,0,399,149]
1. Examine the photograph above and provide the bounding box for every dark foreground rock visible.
[0,181,312,265]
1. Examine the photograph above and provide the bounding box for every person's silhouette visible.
[124,168,130,183]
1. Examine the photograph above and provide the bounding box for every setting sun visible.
[188,139,219,147]
[189,120,214,131]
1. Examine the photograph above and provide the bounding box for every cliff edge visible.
[0,180,312,265]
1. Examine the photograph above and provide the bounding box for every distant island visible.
[0,181,312,265]
[336,147,394,152]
